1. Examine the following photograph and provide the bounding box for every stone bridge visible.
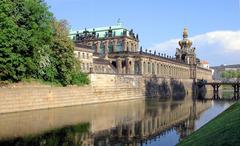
[197,81,240,100]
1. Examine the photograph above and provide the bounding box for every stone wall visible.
[143,76,194,99]
[0,74,144,114]
[0,74,198,114]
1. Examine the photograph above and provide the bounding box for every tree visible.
[51,19,89,85]
[0,0,89,85]
[221,70,240,81]
[221,72,226,78]
[237,71,240,78]
[51,19,78,85]
[0,0,53,82]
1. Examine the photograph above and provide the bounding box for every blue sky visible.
[45,0,240,66]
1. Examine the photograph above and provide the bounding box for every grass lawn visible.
[178,101,240,146]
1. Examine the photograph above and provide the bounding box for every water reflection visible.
[0,98,233,146]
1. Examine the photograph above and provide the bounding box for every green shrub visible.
[71,72,90,86]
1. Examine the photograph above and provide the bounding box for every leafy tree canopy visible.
[0,0,89,86]
[221,70,240,79]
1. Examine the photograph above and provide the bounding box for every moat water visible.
[0,93,234,146]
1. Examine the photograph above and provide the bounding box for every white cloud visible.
[192,30,240,53]
[150,30,240,66]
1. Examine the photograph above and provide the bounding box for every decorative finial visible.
[117,18,122,26]
[183,27,188,38]
[117,18,120,23]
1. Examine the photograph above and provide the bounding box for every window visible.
[152,63,155,74]
[117,41,123,52]
[100,42,105,55]
[148,62,151,74]
[92,44,97,52]
[145,62,148,74]
[87,53,89,59]
[82,53,85,59]
[87,63,89,70]
[82,63,85,70]
[78,52,80,58]
[108,42,114,53]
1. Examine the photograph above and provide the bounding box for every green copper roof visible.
[69,21,136,39]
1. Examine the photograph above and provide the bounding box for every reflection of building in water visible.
[0,100,211,145]
[90,100,211,145]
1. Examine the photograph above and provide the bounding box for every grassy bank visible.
[0,75,90,88]
[178,101,240,146]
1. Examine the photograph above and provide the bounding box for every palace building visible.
[71,22,212,81]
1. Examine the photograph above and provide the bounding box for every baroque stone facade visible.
[74,44,94,73]
[71,22,212,81]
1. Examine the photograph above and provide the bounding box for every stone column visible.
[123,39,127,51]
[139,60,143,75]
[141,121,144,137]
[129,41,132,52]
[96,41,100,53]
[126,57,130,74]
[145,120,149,135]
[129,42,132,52]
[149,120,152,134]
[128,123,135,138]
[166,65,169,77]
[153,63,156,75]
[117,58,122,74]
[145,62,148,74]
[161,65,164,76]
[117,126,122,137]
[149,62,152,75]
[131,60,135,74]
[154,117,158,132]
[113,39,118,52]
[104,40,109,59]
[169,65,172,77]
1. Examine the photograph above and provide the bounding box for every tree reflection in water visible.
[0,123,90,146]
